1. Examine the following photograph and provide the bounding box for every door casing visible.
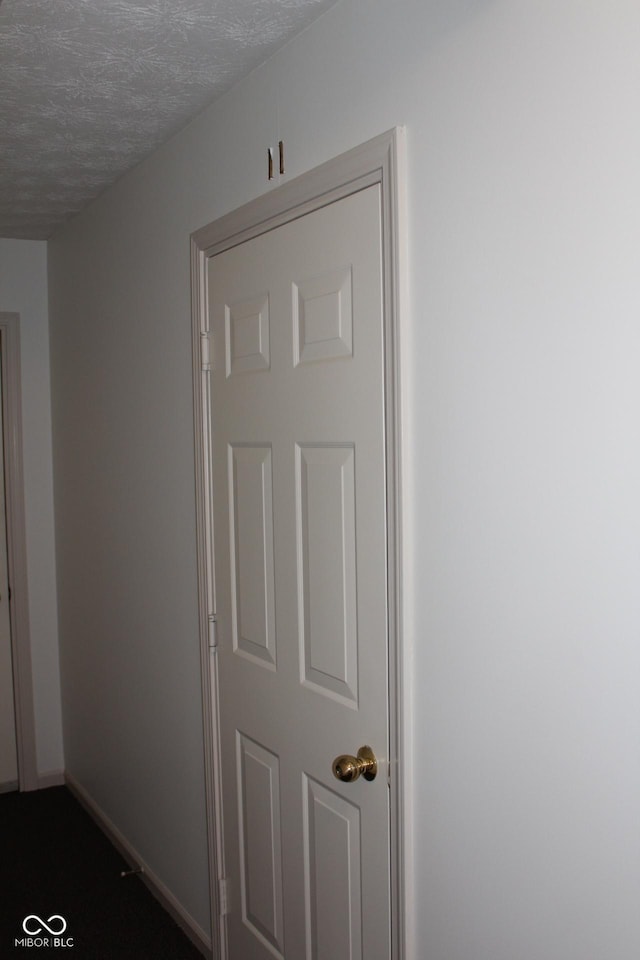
[0,313,38,792]
[191,128,409,960]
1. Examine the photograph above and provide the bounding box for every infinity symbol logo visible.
[22,915,67,935]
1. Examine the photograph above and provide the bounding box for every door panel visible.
[296,442,358,704]
[237,732,285,957]
[209,185,390,959]
[303,774,362,960]
[229,443,277,668]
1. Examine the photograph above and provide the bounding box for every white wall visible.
[0,239,63,778]
[48,0,640,956]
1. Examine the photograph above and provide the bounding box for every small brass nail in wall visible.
[268,147,274,180]
[278,140,285,175]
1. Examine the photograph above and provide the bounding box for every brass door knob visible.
[332,745,377,783]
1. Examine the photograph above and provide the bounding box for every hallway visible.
[1,787,205,958]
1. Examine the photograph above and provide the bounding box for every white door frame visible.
[0,313,38,792]
[191,128,409,960]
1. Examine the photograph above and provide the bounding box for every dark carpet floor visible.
[1,786,205,958]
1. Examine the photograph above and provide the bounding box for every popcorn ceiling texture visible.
[0,0,338,239]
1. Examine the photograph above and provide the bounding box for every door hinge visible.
[218,877,230,917]
[200,331,211,372]
[208,614,217,649]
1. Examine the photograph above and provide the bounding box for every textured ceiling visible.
[0,0,340,240]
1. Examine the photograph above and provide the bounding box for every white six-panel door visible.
[208,185,390,960]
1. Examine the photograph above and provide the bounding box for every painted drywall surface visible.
[0,239,63,777]
[49,0,640,955]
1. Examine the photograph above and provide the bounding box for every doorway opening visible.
[0,313,37,792]
[0,341,18,791]
[191,130,408,960]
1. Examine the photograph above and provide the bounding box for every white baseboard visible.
[38,770,66,789]
[65,773,212,958]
